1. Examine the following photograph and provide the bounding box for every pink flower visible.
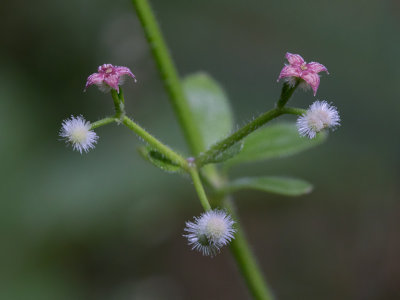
[84,64,136,93]
[277,53,328,96]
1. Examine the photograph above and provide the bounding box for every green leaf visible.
[226,122,326,167]
[183,72,234,149]
[138,146,182,173]
[202,141,243,164]
[225,176,313,196]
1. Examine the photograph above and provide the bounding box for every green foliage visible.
[225,176,313,196]
[138,146,182,173]
[226,122,326,167]
[183,72,234,149]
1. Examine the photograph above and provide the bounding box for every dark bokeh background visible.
[1,0,399,299]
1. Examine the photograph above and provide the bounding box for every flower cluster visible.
[60,64,136,153]
[277,52,340,138]
[184,210,236,257]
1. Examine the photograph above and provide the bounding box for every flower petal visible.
[277,65,301,81]
[285,53,305,66]
[306,62,329,74]
[114,66,136,80]
[104,74,120,92]
[84,73,105,91]
[301,72,320,96]
[98,63,113,72]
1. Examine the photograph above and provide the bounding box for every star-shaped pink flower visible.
[277,53,328,96]
[84,64,136,93]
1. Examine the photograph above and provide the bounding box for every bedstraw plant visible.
[59,1,341,299]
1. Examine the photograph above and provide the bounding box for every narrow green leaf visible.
[138,146,182,173]
[226,122,326,166]
[183,72,234,149]
[225,176,313,196]
[202,141,243,164]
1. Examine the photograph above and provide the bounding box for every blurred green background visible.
[1,0,399,299]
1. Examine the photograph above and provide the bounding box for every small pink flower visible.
[84,64,136,93]
[277,53,328,96]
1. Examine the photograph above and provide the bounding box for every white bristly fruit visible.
[184,210,236,257]
[59,115,98,154]
[297,101,340,138]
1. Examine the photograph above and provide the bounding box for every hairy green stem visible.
[90,117,118,130]
[131,0,205,156]
[189,167,212,211]
[112,88,188,169]
[196,105,304,167]
[118,87,125,104]
[90,114,188,170]
[196,108,284,167]
[281,107,306,116]
[276,81,300,108]
[122,116,188,170]
[111,89,125,118]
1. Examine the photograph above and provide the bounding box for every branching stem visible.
[196,108,284,167]
[90,117,118,130]
[196,104,305,167]
[129,1,301,299]
[122,116,188,170]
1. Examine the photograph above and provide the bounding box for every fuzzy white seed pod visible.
[184,210,236,257]
[59,115,98,153]
[297,101,340,139]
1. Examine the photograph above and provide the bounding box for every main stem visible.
[132,0,205,156]
[224,199,274,300]
[131,1,274,299]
